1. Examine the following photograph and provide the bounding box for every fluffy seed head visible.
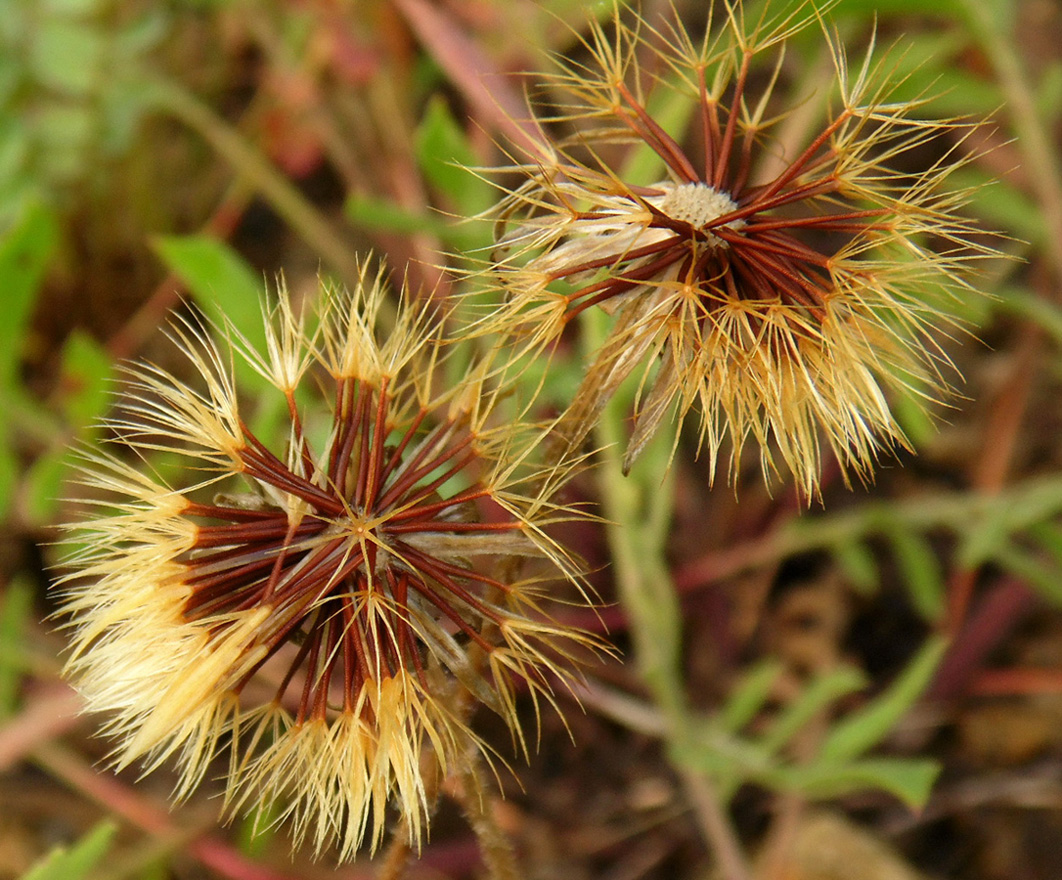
[479,1,998,496]
[56,267,594,858]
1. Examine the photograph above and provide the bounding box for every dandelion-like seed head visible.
[57,266,593,858]
[481,0,998,496]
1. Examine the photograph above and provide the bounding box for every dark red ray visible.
[564,253,696,319]
[363,377,391,510]
[401,547,504,624]
[385,486,493,523]
[190,516,317,548]
[754,111,851,204]
[239,428,342,514]
[310,613,343,720]
[713,51,751,191]
[738,208,890,234]
[283,389,316,481]
[184,502,279,521]
[383,450,479,519]
[724,228,833,269]
[386,569,428,688]
[394,546,514,595]
[615,82,699,184]
[353,383,376,508]
[698,65,721,184]
[295,608,325,723]
[376,428,475,512]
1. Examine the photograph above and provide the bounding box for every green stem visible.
[583,309,751,880]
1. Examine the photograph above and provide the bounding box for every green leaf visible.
[0,202,59,392]
[1027,520,1062,568]
[30,20,105,97]
[819,636,947,763]
[414,96,493,215]
[951,170,1043,248]
[995,285,1062,349]
[0,579,32,719]
[152,232,277,398]
[991,541,1062,604]
[0,444,15,522]
[57,330,112,427]
[760,665,867,755]
[154,234,265,343]
[344,194,472,245]
[719,660,782,733]
[886,526,945,622]
[770,758,941,809]
[833,538,880,595]
[21,821,117,880]
[23,331,113,524]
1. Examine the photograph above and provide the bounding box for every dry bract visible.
[480,1,996,496]
[57,267,594,858]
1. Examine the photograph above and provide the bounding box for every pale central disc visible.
[658,182,741,231]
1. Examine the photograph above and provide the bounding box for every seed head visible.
[480,1,997,496]
[56,267,593,857]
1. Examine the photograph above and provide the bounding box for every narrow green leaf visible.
[951,170,1043,248]
[23,332,113,524]
[1027,520,1062,567]
[344,194,471,245]
[819,636,947,763]
[760,665,867,755]
[719,660,782,733]
[414,96,493,214]
[992,541,1062,604]
[0,444,16,522]
[153,234,266,350]
[21,821,117,880]
[995,285,1062,350]
[833,539,880,595]
[887,526,945,622]
[0,579,32,719]
[0,202,59,392]
[768,758,941,809]
[57,331,112,427]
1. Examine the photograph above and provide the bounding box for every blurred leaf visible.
[20,821,116,880]
[720,660,782,733]
[1027,520,1062,567]
[237,799,282,858]
[760,665,867,755]
[992,541,1062,604]
[153,233,266,348]
[819,636,947,763]
[771,757,940,809]
[0,202,58,391]
[832,0,959,14]
[0,578,33,719]
[415,96,493,215]
[886,526,945,621]
[25,328,113,523]
[44,0,104,13]
[1037,61,1062,126]
[345,193,473,246]
[952,170,1042,248]
[57,330,112,426]
[833,538,880,595]
[995,285,1062,349]
[31,20,105,96]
